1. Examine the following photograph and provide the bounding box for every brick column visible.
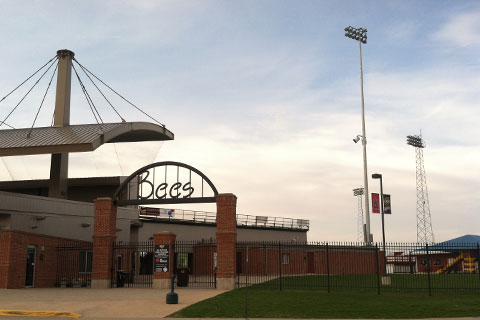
[91,198,117,289]
[153,232,176,289]
[216,193,237,290]
[0,231,13,289]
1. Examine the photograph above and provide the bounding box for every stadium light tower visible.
[353,188,366,243]
[407,133,434,244]
[345,26,372,243]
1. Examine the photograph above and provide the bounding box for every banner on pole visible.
[372,193,380,213]
[383,194,391,214]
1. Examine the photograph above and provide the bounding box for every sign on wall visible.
[113,161,219,206]
[154,244,170,273]
[371,193,380,213]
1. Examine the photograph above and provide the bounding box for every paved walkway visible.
[0,288,225,319]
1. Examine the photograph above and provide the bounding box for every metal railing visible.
[236,241,480,295]
[139,207,309,231]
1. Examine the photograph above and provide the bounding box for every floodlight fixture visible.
[353,135,362,143]
[407,135,425,148]
[353,188,364,196]
[344,26,367,44]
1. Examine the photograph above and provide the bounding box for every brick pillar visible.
[0,231,13,289]
[216,193,237,290]
[153,232,176,289]
[91,198,117,289]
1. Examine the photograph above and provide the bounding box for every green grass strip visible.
[170,288,480,318]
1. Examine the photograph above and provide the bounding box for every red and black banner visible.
[371,193,392,214]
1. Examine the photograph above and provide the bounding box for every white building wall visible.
[0,191,138,242]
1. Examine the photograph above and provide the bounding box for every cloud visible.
[433,11,480,47]
[0,1,479,244]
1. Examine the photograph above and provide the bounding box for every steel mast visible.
[407,133,434,243]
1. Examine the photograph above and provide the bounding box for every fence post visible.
[264,243,267,276]
[477,243,480,289]
[375,243,380,295]
[278,241,282,291]
[244,245,249,318]
[326,242,331,293]
[426,243,432,296]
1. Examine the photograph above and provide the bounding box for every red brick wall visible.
[236,246,386,276]
[0,230,89,289]
[416,252,462,273]
[192,245,216,275]
[92,198,117,282]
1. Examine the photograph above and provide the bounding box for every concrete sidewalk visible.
[0,288,225,319]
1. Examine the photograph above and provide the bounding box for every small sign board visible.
[154,244,169,273]
[371,193,380,213]
[383,194,391,214]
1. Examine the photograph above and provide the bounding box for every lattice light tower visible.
[407,134,435,243]
[353,188,365,243]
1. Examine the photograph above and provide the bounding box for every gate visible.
[174,241,217,288]
[56,242,93,288]
[112,241,154,288]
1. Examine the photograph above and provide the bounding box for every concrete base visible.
[153,278,170,289]
[91,279,110,289]
[216,278,235,290]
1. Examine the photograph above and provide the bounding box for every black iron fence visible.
[112,241,154,288]
[109,240,217,288]
[56,242,93,288]
[236,241,480,294]
[174,240,217,288]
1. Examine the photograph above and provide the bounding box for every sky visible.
[0,0,479,242]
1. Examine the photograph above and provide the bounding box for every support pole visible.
[48,49,74,199]
[359,41,371,244]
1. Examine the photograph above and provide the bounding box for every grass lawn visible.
[170,288,480,318]
[253,274,480,292]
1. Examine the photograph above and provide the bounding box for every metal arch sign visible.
[113,161,219,205]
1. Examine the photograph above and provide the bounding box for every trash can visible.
[116,271,126,287]
[177,268,189,287]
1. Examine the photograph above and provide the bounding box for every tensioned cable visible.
[72,63,104,124]
[73,60,125,123]
[0,57,58,128]
[1,122,14,129]
[71,63,104,128]
[73,58,165,127]
[0,55,57,104]
[72,63,103,125]
[27,61,59,138]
